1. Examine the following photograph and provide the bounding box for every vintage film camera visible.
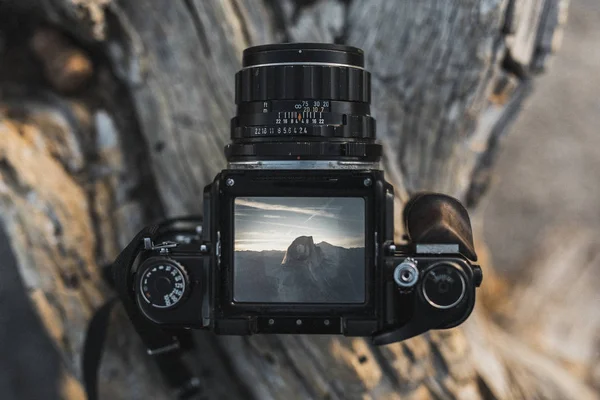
[115,44,482,351]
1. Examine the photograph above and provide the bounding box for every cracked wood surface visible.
[1,1,595,399]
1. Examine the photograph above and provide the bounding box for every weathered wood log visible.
[491,226,600,394]
[1,1,596,399]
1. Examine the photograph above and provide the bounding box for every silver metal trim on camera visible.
[241,62,365,70]
[147,341,180,356]
[143,238,179,255]
[228,160,381,170]
[416,244,459,254]
[393,258,419,289]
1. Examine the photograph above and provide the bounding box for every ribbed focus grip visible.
[225,141,382,160]
[236,65,371,103]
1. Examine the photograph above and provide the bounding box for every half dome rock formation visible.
[278,236,364,303]
[233,235,364,303]
[281,236,324,269]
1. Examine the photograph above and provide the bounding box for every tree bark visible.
[1,1,595,399]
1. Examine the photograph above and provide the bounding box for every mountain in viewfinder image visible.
[234,235,364,303]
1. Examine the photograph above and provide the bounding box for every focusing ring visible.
[236,65,370,103]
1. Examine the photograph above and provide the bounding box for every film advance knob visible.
[139,259,189,309]
[421,263,466,309]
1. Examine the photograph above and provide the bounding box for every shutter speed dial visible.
[139,258,189,309]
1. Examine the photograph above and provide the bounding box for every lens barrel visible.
[226,43,381,163]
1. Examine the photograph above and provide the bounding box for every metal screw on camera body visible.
[363,178,372,187]
[226,178,235,187]
[394,258,419,289]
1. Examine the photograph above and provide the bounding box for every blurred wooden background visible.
[0,0,597,399]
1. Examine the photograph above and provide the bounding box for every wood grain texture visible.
[494,226,600,394]
[0,89,172,398]
[1,1,593,399]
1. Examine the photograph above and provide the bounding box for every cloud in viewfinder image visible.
[234,197,365,251]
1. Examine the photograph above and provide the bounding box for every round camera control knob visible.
[394,258,419,289]
[139,258,189,309]
[421,263,466,309]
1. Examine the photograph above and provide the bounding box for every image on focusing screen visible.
[234,197,365,303]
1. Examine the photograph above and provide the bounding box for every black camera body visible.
[115,43,482,347]
[132,170,481,345]
[84,42,484,399]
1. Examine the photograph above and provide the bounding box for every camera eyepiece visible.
[227,43,381,167]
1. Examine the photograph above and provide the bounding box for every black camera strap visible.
[82,225,201,400]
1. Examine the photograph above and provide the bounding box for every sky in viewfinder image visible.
[234,197,365,251]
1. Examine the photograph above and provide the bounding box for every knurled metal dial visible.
[236,65,370,103]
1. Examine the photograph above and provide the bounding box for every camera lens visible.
[226,43,381,166]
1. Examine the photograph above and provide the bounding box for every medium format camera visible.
[116,43,482,348]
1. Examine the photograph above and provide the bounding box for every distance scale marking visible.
[261,99,331,114]
[274,100,330,124]
[140,263,186,309]
[254,100,332,136]
[252,100,333,136]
